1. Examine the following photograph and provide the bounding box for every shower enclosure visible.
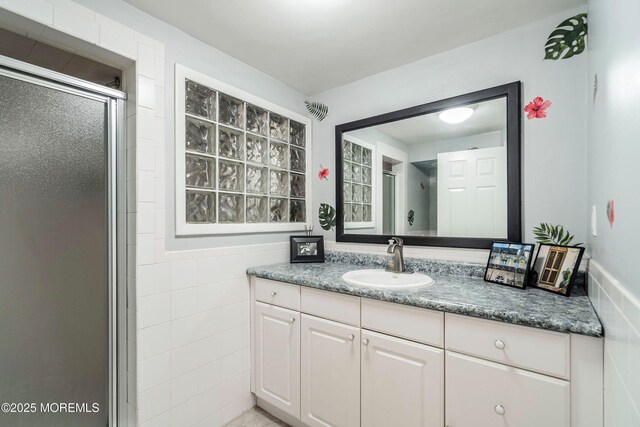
[382,172,396,235]
[0,56,125,426]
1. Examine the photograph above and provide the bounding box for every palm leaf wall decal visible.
[544,13,588,60]
[305,100,328,121]
[318,203,336,231]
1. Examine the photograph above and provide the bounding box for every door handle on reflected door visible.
[347,334,354,341]
[362,338,369,346]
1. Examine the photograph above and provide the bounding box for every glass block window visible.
[343,139,373,225]
[176,65,311,235]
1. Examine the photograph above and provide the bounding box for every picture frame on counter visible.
[290,235,325,263]
[530,244,585,297]
[484,242,535,289]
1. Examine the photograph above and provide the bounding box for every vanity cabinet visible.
[254,301,301,419]
[444,313,573,427]
[250,277,603,427]
[361,330,444,427]
[301,314,360,427]
[445,351,570,427]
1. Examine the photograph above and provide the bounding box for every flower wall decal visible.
[524,97,552,119]
[607,200,614,227]
[318,165,330,181]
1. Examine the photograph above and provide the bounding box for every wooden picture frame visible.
[290,236,325,263]
[484,242,535,289]
[530,244,585,296]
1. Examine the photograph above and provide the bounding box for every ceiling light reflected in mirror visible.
[439,107,474,124]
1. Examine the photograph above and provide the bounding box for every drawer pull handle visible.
[494,339,505,350]
[270,291,277,297]
[362,338,369,346]
[347,334,355,341]
[289,317,295,324]
[494,404,505,415]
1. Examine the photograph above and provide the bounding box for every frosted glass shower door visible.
[382,172,395,235]
[0,72,112,426]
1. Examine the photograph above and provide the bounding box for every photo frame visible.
[290,236,325,263]
[484,242,535,289]
[530,244,585,297]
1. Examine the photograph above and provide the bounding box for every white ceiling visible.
[123,0,583,95]
[374,97,506,144]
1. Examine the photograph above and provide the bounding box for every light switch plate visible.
[591,205,597,236]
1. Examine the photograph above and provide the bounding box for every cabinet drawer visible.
[446,351,570,427]
[361,298,443,347]
[445,313,570,379]
[254,278,300,311]
[301,287,360,326]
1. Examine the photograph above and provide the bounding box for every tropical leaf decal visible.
[532,223,583,246]
[318,203,337,231]
[305,100,328,121]
[544,13,588,60]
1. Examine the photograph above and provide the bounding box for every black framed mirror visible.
[335,82,522,249]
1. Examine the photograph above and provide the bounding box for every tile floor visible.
[224,406,290,427]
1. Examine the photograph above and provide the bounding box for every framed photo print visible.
[290,236,325,263]
[484,242,535,289]
[530,244,585,296]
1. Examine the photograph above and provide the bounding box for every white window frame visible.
[175,64,312,235]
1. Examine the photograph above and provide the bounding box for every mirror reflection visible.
[342,97,508,238]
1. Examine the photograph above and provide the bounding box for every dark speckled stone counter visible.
[247,251,603,337]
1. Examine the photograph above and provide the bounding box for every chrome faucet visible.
[386,237,407,273]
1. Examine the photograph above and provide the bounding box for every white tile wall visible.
[0,1,291,425]
[588,260,640,426]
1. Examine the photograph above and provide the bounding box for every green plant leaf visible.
[304,100,329,121]
[532,222,583,246]
[318,203,337,231]
[544,13,588,60]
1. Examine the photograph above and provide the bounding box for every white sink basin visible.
[341,269,434,289]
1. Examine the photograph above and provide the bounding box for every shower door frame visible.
[0,55,127,427]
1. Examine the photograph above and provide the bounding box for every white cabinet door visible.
[254,301,300,419]
[301,314,360,427]
[446,351,570,427]
[361,330,444,427]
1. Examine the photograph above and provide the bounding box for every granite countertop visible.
[247,251,603,337]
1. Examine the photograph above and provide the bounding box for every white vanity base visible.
[250,277,603,427]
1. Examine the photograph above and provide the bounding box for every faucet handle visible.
[390,236,404,246]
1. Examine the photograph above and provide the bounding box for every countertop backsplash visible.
[324,249,586,288]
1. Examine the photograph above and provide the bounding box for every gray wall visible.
[587,0,639,300]
[311,7,588,246]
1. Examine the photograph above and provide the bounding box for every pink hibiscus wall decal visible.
[318,165,330,181]
[524,96,552,119]
[607,200,614,227]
